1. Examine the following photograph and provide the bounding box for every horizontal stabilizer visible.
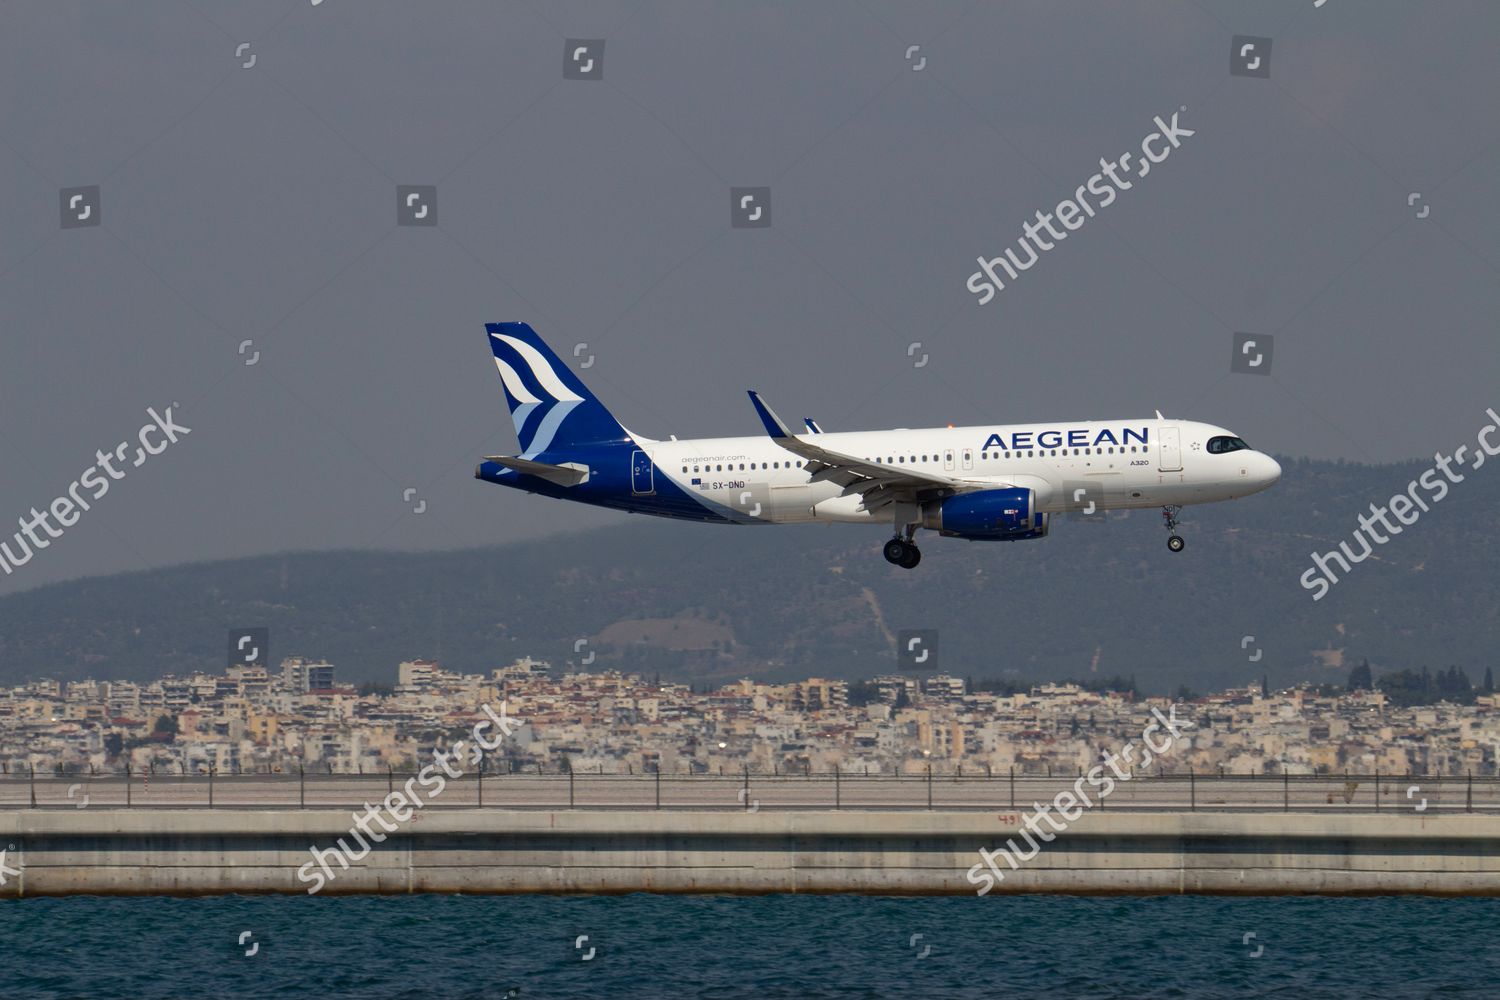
[483,455,590,486]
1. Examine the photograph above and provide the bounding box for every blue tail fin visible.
[486,322,633,455]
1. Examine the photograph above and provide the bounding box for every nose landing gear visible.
[1162,505,1185,552]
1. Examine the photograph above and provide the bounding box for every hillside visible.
[0,456,1495,693]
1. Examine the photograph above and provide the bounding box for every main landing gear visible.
[883,525,921,569]
[1162,505,1185,552]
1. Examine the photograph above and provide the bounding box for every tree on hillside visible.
[1346,660,1373,691]
[971,676,1029,696]
[1376,666,1476,707]
[845,680,881,707]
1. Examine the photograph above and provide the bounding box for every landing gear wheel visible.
[1161,505,1185,553]
[883,539,909,565]
[898,545,922,569]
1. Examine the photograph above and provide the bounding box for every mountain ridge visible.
[0,455,1495,693]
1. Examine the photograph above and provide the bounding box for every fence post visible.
[1283,770,1288,812]
[126,764,132,808]
[569,766,575,810]
[209,766,214,808]
[387,766,393,796]
[299,763,305,809]
[1189,766,1195,811]
[1468,770,1474,813]
[29,763,35,808]
[926,764,933,811]
[655,766,661,810]
[1375,770,1380,811]
[1009,766,1015,810]
[834,764,840,810]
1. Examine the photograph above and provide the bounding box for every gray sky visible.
[0,0,1496,595]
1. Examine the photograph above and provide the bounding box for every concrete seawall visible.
[5,809,1500,896]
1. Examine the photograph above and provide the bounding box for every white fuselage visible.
[647,417,1280,524]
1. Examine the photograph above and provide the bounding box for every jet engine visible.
[921,488,1050,540]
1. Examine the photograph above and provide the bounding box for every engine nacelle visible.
[922,488,1050,541]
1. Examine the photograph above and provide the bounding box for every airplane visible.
[475,322,1281,568]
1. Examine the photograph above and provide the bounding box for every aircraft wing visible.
[746,390,984,511]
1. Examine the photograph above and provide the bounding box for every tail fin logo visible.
[491,333,584,456]
[485,323,631,456]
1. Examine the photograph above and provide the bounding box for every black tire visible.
[883,539,908,565]
[1167,534,1185,552]
[898,546,922,569]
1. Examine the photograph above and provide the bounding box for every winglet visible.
[1155,409,1165,420]
[804,418,823,434]
[747,390,794,439]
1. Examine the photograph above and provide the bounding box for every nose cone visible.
[1256,453,1281,490]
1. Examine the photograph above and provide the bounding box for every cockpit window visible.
[1206,436,1250,454]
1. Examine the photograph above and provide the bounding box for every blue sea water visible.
[0,894,1493,999]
